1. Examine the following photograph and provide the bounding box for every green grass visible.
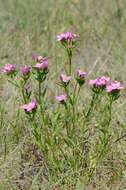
[0,0,126,189]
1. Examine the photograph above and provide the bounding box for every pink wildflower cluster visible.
[33,55,49,71]
[2,53,49,76]
[2,64,16,75]
[34,58,48,71]
[57,70,87,104]
[89,76,123,96]
[1,53,49,114]
[106,81,123,93]
[57,32,79,42]
[20,66,31,76]
[89,76,110,88]
[22,100,37,113]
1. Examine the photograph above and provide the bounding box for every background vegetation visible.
[0,0,126,189]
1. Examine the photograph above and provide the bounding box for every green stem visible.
[72,83,77,121]
[97,98,113,160]
[8,79,19,88]
[67,48,72,75]
[72,85,81,122]
[76,86,81,104]
[85,93,98,120]
[108,98,113,126]
[64,104,70,137]
[21,87,27,103]
[68,54,72,75]
[29,115,45,152]
[38,81,45,124]
[39,81,42,112]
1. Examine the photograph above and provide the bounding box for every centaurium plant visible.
[86,76,110,119]
[1,31,124,187]
[20,66,32,102]
[105,80,123,126]
[21,99,45,152]
[2,64,32,103]
[75,69,87,104]
[33,57,49,82]
[57,69,87,141]
[57,32,79,75]
[33,56,49,122]
[88,79,124,181]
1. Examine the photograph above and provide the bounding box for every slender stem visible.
[68,53,72,75]
[21,87,27,103]
[29,115,50,169]
[8,79,19,88]
[114,134,126,143]
[85,93,98,119]
[73,82,77,100]
[72,83,78,124]
[8,79,26,103]
[39,81,42,111]
[72,85,81,116]
[97,98,113,160]
[71,85,81,138]
[108,98,113,126]
[67,48,72,75]
[38,81,45,125]
[76,86,81,104]
[64,104,70,136]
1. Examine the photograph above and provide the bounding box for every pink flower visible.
[77,69,87,79]
[60,73,71,84]
[76,69,87,86]
[32,53,46,63]
[20,66,31,76]
[22,100,37,113]
[34,58,48,71]
[56,94,67,104]
[106,81,123,93]
[57,32,79,42]
[2,64,16,75]
[89,76,110,88]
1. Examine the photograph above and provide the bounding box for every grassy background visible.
[0,0,126,189]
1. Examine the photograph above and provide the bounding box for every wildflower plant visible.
[57,32,79,74]
[1,31,124,188]
[2,64,17,76]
